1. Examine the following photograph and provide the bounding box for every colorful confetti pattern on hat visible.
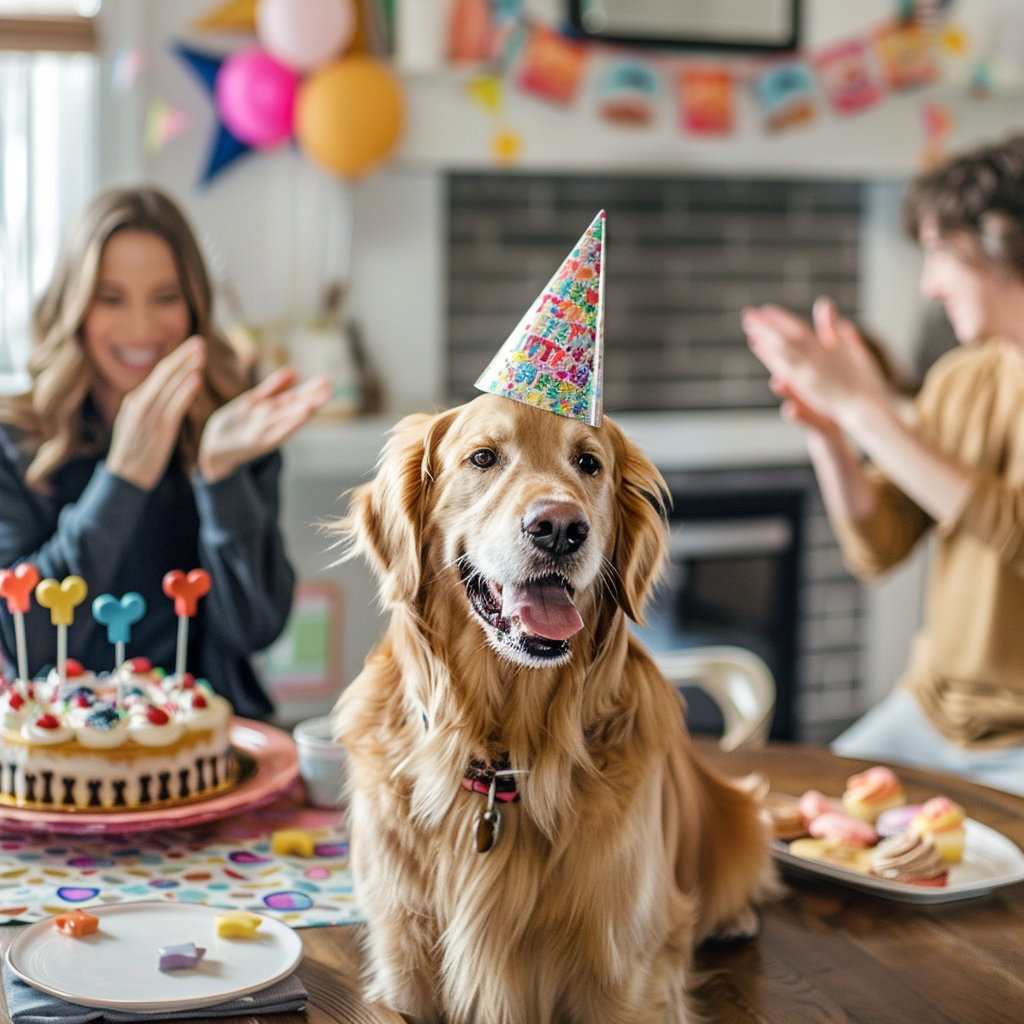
[475,210,605,426]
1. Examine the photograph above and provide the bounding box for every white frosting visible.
[126,716,184,747]
[177,694,230,732]
[75,711,129,749]
[45,668,99,694]
[0,692,27,733]
[21,719,75,745]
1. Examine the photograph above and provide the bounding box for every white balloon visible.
[256,0,356,73]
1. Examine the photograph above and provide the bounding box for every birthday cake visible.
[0,660,235,810]
[0,566,239,812]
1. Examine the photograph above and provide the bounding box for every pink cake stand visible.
[0,718,299,835]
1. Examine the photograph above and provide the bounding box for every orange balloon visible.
[295,56,404,179]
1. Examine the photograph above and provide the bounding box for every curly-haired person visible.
[743,135,1024,795]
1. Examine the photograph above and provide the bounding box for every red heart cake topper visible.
[162,568,211,618]
[0,563,40,614]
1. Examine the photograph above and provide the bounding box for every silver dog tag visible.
[474,808,501,853]
[473,776,501,853]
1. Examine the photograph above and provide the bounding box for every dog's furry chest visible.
[346,741,681,982]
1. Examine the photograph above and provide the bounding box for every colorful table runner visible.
[0,784,361,927]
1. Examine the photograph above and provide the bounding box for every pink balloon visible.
[257,0,356,73]
[214,47,299,150]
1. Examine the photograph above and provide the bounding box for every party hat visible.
[475,210,605,426]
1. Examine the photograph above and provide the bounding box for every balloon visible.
[256,0,355,73]
[295,57,404,180]
[214,47,298,150]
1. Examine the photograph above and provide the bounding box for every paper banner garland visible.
[475,210,605,426]
[143,98,191,156]
[814,39,883,116]
[678,66,735,136]
[515,26,589,105]
[873,20,940,91]
[466,74,504,114]
[173,44,253,183]
[754,62,817,133]
[111,46,146,94]
[491,127,523,165]
[595,59,659,128]
[192,0,258,33]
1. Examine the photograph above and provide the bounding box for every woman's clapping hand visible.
[197,366,331,484]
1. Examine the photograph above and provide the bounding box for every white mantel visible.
[283,408,811,481]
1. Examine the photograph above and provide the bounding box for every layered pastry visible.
[807,811,878,847]
[0,658,236,811]
[910,796,966,863]
[870,830,948,886]
[842,766,905,823]
[788,837,875,874]
[763,793,809,841]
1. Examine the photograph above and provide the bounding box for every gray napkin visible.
[1,963,307,1022]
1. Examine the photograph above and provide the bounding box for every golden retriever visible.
[332,394,773,1023]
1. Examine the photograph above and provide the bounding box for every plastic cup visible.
[292,716,347,808]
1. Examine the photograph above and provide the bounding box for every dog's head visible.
[343,394,668,668]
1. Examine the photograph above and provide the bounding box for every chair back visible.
[652,646,776,751]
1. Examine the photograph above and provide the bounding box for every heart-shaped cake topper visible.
[92,592,147,645]
[35,576,88,626]
[0,563,40,614]
[162,569,211,618]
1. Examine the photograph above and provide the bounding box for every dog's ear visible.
[607,421,670,625]
[337,410,457,606]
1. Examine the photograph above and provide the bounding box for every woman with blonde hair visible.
[0,187,329,716]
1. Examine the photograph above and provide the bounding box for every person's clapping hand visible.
[196,366,331,484]
[742,296,887,431]
[106,337,206,491]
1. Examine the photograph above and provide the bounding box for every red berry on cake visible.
[8,692,23,711]
[182,673,196,689]
[128,657,152,673]
[192,693,207,709]
[64,659,84,679]
[36,714,60,730]
[145,706,170,725]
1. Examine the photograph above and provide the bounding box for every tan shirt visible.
[833,338,1024,748]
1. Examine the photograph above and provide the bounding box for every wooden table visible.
[4,740,1024,1023]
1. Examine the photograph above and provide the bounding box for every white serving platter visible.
[773,818,1024,904]
[6,901,303,1012]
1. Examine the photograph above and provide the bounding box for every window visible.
[0,0,98,391]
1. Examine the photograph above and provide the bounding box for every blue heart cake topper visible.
[92,592,147,645]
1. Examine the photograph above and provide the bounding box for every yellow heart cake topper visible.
[35,576,88,626]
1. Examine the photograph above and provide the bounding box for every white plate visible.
[6,902,303,1012]
[773,818,1024,904]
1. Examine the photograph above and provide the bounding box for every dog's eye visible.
[577,452,601,476]
[469,449,498,469]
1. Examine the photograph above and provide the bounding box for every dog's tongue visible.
[502,578,583,641]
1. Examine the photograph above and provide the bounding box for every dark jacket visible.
[0,424,293,718]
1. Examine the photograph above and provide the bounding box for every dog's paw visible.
[706,904,760,943]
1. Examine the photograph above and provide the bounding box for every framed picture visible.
[261,581,344,706]
[570,0,800,52]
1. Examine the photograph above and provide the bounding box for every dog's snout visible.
[522,502,590,557]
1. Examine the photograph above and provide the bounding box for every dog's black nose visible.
[522,502,590,557]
